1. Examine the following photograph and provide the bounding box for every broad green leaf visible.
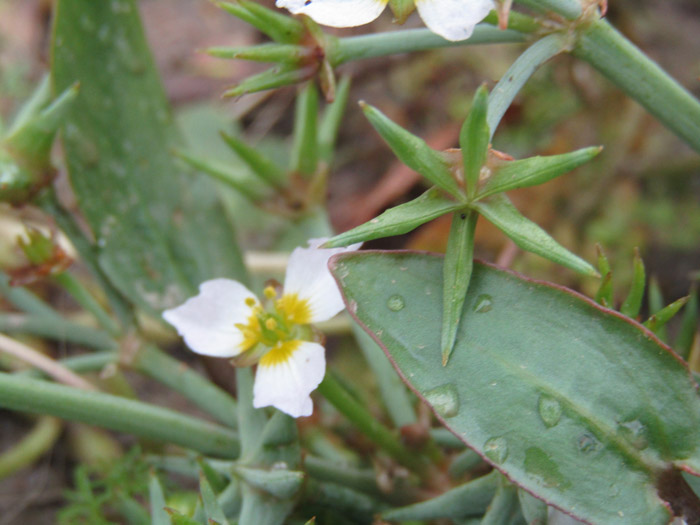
[459,86,490,197]
[290,83,319,176]
[382,470,498,521]
[473,195,598,276]
[361,103,464,199]
[330,251,700,524]
[620,248,645,318]
[52,0,247,314]
[442,211,478,365]
[477,147,601,200]
[324,187,464,248]
[148,471,169,525]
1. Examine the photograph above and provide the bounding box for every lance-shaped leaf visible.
[517,488,548,524]
[460,85,490,197]
[223,64,317,97]
[442,210,478,365]
[233,466,304,499]
[330,251,700,525]
[477,146,602,200]
[645,296,690,334]
[149,471,169,525]
[481,478,523,525]
[318,76,351,165]
[290,83,319,176]
[208,43,310,64]
[620,248,645,318]
[676,289,698,360]
[200,473,230,525]
[324,187,465,248]
[361,103,464,199]
[472,195,598,276]
[594,244,613,307]
[220,132,286,189]
[216,0,304,43]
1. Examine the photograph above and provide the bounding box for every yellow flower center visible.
[276,292,312,325]
[259,340,301,367]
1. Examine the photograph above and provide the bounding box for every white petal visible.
[162,278,258,358]
[415,0,494,41]
[276,0,387,27]
[283,239,361,323]
[253,341,326,417]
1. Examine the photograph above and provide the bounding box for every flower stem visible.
[514,0,582,19]
[573,19,700,154]
[317,373,424,472]
[0,416,62,479]
[0,372,240,458]
[0,270,63,320]
[0,313,116,350]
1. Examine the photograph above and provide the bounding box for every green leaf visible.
[647,278,668,341]
[382,471,498,521]
[644,296,690,334]
[330,251,700,525]
[459,85,490,197]
[620,248,645,319]
[318,76,351,165]
[207,43,309,63]
[233,466,304,499]
[216,0,304,44]
[148,471,169,525]
[220,132,286,189]
[361,102,464,199]
[223,65,316,97]
[324,187,464,248]
[472,195,598,276]
[290,83,319,176]
[200,473,230,525]
[594,245,613,307]
[481,478,523,525]
[676,288,698,360]
[517,488,547,525]
[52,0,247,315]
[198,458,229,494]
[477,147,602,200]
[442,211,478,365]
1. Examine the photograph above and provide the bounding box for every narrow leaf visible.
[216,0,304,43]
[517,489,548,525]
[200,473,230,525]
[442,211,478,365]
[223,64,316,97]
[331,252,700,524]
[473,195,598,276]
[149,471,169,525]
[324,187,465,248]
[644,296,690,334]
[207,43,309,63]
[233,466,304,499]
[594,245,613,307]
[382,471,498,521]
[481,478,522,525]
[318,76,351,165]
[290,83,319,176]
[647,278,668,341]
[620,248,645,318]
[676,288,698,360]
[459,85,490,197]
[477,146,602,199]
[361,102,464,199]
[219,132,286,188]
[198,458,229,493]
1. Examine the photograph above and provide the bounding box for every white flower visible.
[162,239,360,418]
[275,0,495,42]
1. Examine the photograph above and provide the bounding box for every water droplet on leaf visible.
[538,394,563,428]
[484,436,509,464]
[577,433,600,454]
[423,384,459,418]
[387,294,405,312]
[618,419,648,450]
[473,294,493,313]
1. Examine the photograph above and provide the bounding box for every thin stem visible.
[0,372,240,458]
[514,0,582,19]
[488,33,567,138]
[304,455,380,495]
[0,332,97,390]
[0,313,116,350]
[0,416,63,479]
[128,344,238,429]
[573,19,700,154]
[52,272,121,337]
[317,373,423,472]
[330,24,528,66]
[0,270,63,320]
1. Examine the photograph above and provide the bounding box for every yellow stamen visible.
[245,297,257,307]
[264,286,277,299]
[276,293,312,325]
[235,309,263,352]
[259,340,301,367]
[265,318,278,330]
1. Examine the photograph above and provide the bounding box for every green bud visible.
[18,227,56,266]
[388,0,415,24]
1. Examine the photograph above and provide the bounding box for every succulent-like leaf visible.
[644,296,690,334]
[324,187,465,248]
[216,0,305,44]
[223,64,317,98]
[481,477,523,525]
[459,86,490,197]
[148,471,169,525]
[620,248,645,318]
[233,466,304,499]
[318,76,351,165]
[220,132,286,189]
[200,473,230,525]
[290,83,319,176]
[207,43,309,63]
[361,103,464,199]
[330,251,700,524]
[676,288,698,360]
[473,195,598,276]
[477,147,601,200]
[594,245,613,307]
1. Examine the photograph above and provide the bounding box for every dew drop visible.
[538,394,563,428]
[423,384,459,418]
[387,294,405,312]
[618,419,648,450]
[577,433,600,454]
[473,294,493,313]
[483,436,509,464]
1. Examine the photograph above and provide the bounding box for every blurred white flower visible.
[163,239,360,418]
[275,0,495,42]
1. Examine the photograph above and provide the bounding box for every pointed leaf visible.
[200,473,230,525]
[644,296,689,334]
[198,458,229,493]
[318,76,351,164]
[216,0,304,43]
[676,288,698,360]
[620,248,645,318]
[325,187,464,248]
[330,251,700,525]
[517,488,548,525]
[477,147,602,200]
[442,211,478,365]
[361,102,464,199]
[290,83,319,176]
[594,245,613,307]
[647,278,668,341]
[473,195,598,276]
[459,85,490,197]
[481,478,523,525]
[220,132,286,189]
[233,466,304,499]
[149,471,170,525]
[207,43,309,63]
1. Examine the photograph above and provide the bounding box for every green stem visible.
[303,455,380,495]
[52,272,121,337]
[129,344,238,429]
[514,0,582,19]
[573,19,700,154]
[0,313,115,350]
[0,270,63,320]
[330,24,528,66]
[0,372,239,458]
[0,416,63,479]
[317,373,423,472]
[488,33,567,137]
